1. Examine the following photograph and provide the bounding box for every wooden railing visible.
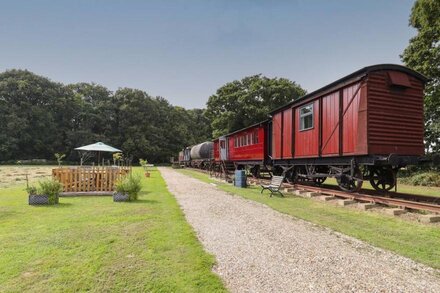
[52,166,131,193]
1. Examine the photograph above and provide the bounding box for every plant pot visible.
[29,194,50,205]
[113,192,130,202]
[145,172,150,177]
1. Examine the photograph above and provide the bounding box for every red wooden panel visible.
[282,108,293,159]
[272,112,282,159]
[228,125,265,161]
[321,92,339,156]
[342,83,361,155]
[367,71,424,155]
[294,101,319,157]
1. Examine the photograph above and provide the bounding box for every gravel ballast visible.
[159,167,440,292]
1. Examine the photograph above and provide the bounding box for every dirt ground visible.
[0,165,54,189]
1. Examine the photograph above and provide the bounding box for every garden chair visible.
[260,175,284,197]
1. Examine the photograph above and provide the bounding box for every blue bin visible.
[234,170,247,188]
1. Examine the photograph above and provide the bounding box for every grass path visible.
[179,168,440,270]
[0,167,226,292]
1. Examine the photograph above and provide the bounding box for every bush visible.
[36,178,63,204]
[114,173,142,201]
[399,172,440,187]
[26,186,38,195]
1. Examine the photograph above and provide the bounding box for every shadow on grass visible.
[130,199,158,204]
[29,202,73,208]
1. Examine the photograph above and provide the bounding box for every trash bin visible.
[234,170,247,188]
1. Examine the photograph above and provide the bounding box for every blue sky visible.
[0,0,416,108]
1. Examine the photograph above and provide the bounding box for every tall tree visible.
[0,70,72,161]
[401,0,440,152]
[206,74,306,137]
[64,83,113,158]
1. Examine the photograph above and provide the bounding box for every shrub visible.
[38,178,63,204]
[114,173,142,201]
[399,172,440,187]
[26,186,38,195]
[139,159,148,170]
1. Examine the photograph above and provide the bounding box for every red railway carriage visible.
[213,121,268,162]
[270,64,427,192]
[212,121,271,177]
[181,64,427,193]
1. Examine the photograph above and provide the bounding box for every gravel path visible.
[159,167,440,293]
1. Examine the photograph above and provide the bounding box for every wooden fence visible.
[52,166,131,194]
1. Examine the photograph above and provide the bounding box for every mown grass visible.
[179,169,440,270]
[0,167,226,292]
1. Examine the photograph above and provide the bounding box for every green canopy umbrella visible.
[75,142,122,165]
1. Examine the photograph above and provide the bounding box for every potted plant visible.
[113,173,142,202]
[139,159,150,177]
[27,186,48,205]
[28,179,63,205]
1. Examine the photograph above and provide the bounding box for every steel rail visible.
[248,177,440,213]
[292,183,440,213]
[188,168,440,213]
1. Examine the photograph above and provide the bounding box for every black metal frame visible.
[272,154,422,168]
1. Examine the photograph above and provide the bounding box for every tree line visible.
[0,70,211,163]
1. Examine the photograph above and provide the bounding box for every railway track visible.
[187,168,440,214]
[248,177,440,214]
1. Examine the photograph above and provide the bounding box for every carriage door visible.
[219,137,228,160]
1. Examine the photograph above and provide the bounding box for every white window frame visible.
[299,103,314,131]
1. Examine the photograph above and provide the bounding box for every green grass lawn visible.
[0,167,226,292]
[179,169,440,270]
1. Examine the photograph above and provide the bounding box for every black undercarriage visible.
[182,154,423,193]
[233,155,422,193]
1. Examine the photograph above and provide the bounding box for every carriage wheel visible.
[337,167,363,192]
[284,169,296,184]
[313,177,327,186]
[250,166,260,178]
[369,167,396,192]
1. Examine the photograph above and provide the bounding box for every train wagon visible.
[269,64,427,192]
[213,121,270,177]
[178,147,192,167]
[180,64,427,193]
[189,141,213,169]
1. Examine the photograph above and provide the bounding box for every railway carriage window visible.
[300,104,314,131]
[255,130,259,144]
